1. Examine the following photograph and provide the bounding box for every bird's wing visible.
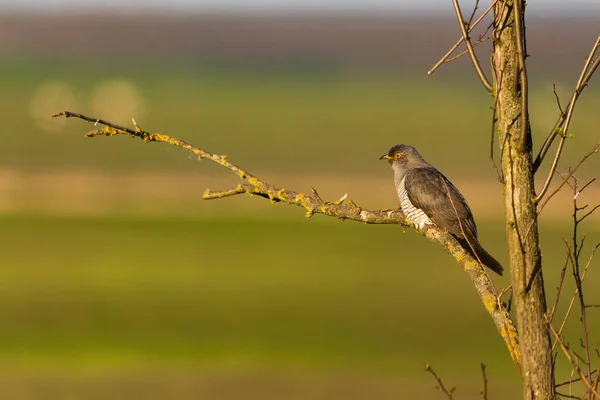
[404,167,478,238]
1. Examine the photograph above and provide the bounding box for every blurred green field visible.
[2,57,599,180]
[0,215,598,398]
[0,49,599,398]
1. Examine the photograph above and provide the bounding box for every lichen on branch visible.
[52,110,521,368]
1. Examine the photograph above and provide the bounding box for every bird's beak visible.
[379,154,392,160]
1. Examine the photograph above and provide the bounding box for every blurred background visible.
[0,0,599,398]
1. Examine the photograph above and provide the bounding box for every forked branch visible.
[425,364,456,399]
[449,0,493,92]
[428,0,496,75]
[53,110,520,368]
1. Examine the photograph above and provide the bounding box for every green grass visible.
[1,215,597,378]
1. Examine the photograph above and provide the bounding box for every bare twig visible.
[553,84,565,115]
[450,0,493,92]
[533,36,600,177]
[428,0,496,75]
[580,204,600,222]
[534,131,567,204]
[548,255,569,322]
[553,241,597,351]
[53,110,522,367]
[556,392,585,399]
[480,363,489,400]
[556,371,598,389]
[497,285,512,313]
[593,361,600,399]
[547,322,600,399]
[570,202,593,395]
[466,0,480,27]
[425,364,455,399]
[537,141,600,215]
[444,33,492,63]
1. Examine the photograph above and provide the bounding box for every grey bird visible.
[380,144,503,275]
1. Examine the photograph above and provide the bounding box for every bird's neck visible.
[393,167,408,187]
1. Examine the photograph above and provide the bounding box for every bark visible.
[492,1,555,398]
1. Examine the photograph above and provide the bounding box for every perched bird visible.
[380,144,503,275]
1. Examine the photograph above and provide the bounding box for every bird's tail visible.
[457,234,504,276]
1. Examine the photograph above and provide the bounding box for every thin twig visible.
[594,361,600,399]
[556,371,598,389]
[547,322,600,399]
[444,34,492,63]
[466,0,480,27]
[568,178,592,391]
[553,84,565,115]
[497,285,512,313]
[534,131,567,204]
[450,0,493,92]
[428,0,496,75]
[556,392,585,399]
[537,141,600,215]
[425,364,455,399]
[533,36,600,176]
[553,241,597,350]
[548,255,569,322]
[580,204,600,222]
[480,363,488,400]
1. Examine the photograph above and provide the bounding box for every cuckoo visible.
[380,144,504,275]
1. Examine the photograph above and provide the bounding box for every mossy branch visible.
[52,110,521,369]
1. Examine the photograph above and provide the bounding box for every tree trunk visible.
[492,2,555,399]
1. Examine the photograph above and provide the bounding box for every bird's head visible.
[379,144,424,172]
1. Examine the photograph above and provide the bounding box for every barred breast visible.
[397,176,433,229]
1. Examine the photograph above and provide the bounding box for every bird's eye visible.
[394,152,402,159]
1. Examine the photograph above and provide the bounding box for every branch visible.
[428,0,496,75]
[480,363,489,400]
[536,141,600,216]
[425,364,455,399]
[547,254,568,323]
[568,179,594,387]
[533,36,600,177]
[53,110,521,369]
[556,371,598,389]
[449,0,493,92]
[547,321,600,399]
[553,242,597,352]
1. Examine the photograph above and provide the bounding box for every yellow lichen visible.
[500,324,521,364]
[483,295,497,313]
[152,133,169,142]
[247,177,259,186]
[464,260,479,271]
